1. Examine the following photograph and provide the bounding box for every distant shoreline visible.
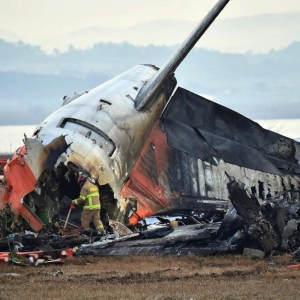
[1,120,300,156]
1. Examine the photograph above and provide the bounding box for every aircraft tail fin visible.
[135,0,231,111]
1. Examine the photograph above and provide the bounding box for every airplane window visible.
[59,118,116,156]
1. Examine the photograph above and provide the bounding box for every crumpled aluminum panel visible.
[163,87,300,175]
[122,87,300,225]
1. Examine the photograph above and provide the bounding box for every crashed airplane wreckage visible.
[1,0,300,259]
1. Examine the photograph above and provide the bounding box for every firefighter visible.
[71,174,104,235]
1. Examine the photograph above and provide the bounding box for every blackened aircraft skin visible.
[2,0,300,235]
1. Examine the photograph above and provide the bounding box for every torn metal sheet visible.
[2,179,300,259]
[0,137,69,232]
[74,183,300,257]
[227,180,280,253]
[121,121,232,225]
[24,135,69,180]
[1,0,300,262]
[163,87,300,176]
[77,223,222,256]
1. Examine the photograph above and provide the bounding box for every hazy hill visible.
[0,39,299,125]
[1,12,299,54]
[59,12,300,53]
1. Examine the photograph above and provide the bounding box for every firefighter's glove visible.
[70,204,76,210]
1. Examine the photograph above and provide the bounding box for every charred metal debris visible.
[1,0,300,265]
[2,88,300,263]
[1,178,300,265]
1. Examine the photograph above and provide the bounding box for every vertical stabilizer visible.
[135,0,231,111]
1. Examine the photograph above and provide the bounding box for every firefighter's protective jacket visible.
[73,180,100,210]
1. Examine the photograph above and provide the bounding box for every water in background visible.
[0,125,36,155]
[1,119,300,156]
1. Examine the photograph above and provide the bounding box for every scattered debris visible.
[1,0,300,264]
[287,264,300,269]
[1,178,300,264]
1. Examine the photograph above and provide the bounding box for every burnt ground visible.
[0,254,299,300]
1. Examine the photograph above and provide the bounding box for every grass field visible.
[0,254,299,300]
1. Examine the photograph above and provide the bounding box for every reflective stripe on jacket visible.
[73,180,100,210]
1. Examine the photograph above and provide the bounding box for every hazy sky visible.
[1,0,299,38]
[0,0,299,150]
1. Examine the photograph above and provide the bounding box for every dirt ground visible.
[0,253,299,300]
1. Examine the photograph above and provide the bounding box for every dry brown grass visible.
[0,254,299,300]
